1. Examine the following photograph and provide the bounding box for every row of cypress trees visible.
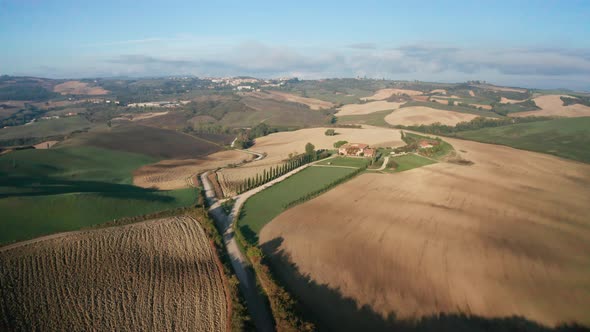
[235,153,318,194]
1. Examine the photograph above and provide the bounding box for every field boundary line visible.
[311,164,359,169]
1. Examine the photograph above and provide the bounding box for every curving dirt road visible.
[201,171,276,332]
[200,155,335,331]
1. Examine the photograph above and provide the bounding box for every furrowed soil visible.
[0,215,229,332]
[61,124,221,159]
[260,137,590,331]
[384,106,480,126]
[133,150,252,190]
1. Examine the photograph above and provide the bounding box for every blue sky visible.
[1,0,589,89]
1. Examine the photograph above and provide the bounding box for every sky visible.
[1,0,589,90]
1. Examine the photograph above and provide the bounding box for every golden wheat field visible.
[0,216,229,332]
[260,137,590,330]
[336,100,402,116]
[384,106,480,126]
[216,126,404,194]
[361,88,423,101]
[510,94,590,118]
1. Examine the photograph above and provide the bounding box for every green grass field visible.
[0,146,156,186]
[390,154,437,172]
[0,189,197,244]
[0,116,92,141]
[238,166,357,245]
[0,146,198,244]
[456,117,590,163]
[316,156,369,168]
[492,101,539,114]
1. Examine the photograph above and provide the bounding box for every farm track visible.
[201,155,335,332]
[0,216,229,331]
[311,164,359,169]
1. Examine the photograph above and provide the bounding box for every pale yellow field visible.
[33,140,59,149]
[511,94,590,118]
[469,90,475,96]
[430,89,447,95]
[500,97,527,104]
[361,88,423,101]
[336,100,402,116]
[260,137,590,330]
[0,216,229,332]
[53,81,109,95]
[133,150,252,190]
[217,127,404,193]
[384,106,480,126]
[246,90,335,110]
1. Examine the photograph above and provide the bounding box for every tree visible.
[448,99,455,106]
[325,129,336,136]
[333,140,348,148]
[305,142,315,155]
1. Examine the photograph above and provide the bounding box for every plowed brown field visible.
[53,81,109,95]
[260,137,590,330]
[0,216,229,332]
[246,90,335,110]
[134,150,252,190]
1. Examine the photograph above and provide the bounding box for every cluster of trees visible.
[396,131,452,159]
[333,140,348,148]
[561,96,590,107]
[184,123,233,135]
[234,233,314,332]
[490,99,539,116]
[395,116,553,136]
[234,123,280,149]
[324,129,336,136]
[0,104,47,128]
[0,85,58,101]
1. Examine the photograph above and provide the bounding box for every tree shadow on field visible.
[0,172,175,203]
[260,237,590,332]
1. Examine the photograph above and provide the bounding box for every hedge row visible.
[283,164,367,210]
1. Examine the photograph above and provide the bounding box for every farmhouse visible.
[418,140,441,149]
[338,143,375,157]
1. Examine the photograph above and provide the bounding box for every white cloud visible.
[17,41,590,90]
